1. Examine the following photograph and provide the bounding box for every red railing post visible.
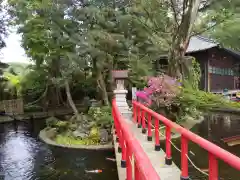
[134,160,140,180]
[133,103,137,123]
[181,135,189,180]
[165,125,172,165]
[113,99,162,180]
[118,129,122,153]
[147,113,152,141]
[121,138,126,168]
[137,106,142,128]
[113,108,120,142]
[133,100,240,177]
[209,153,218,180]
[154,117,160,151]
[126,144,132,180]
[142,110,146,134]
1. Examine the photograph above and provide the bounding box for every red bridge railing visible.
[132,100,240,180]
[112,99,160,180]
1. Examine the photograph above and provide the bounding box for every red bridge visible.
[112,99,240,180]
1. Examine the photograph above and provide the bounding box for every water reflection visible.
[169,113,240,180]
[2,134,34,179]
[0,121,118,180]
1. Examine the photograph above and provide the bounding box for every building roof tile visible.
[186,35,219,53]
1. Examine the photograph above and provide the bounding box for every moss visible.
[55,134,100,146]
[54,127,101,146]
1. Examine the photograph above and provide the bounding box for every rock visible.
[72,130,88,139]
[72,125,89,138]
[46,116,60,127]
[88,121,96,128]
[90,99,100,107]
[99,129,109,143]
[47,128,57,138]
[69,123,78,131]
[65,115,72,120]
[83,96,91,107]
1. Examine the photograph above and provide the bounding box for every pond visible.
[169,113,240,180]
[0,119,118,180]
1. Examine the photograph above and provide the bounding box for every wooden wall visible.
[208,48,239,91]
[156,47,240,92]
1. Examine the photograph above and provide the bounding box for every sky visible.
[0,29,30,64]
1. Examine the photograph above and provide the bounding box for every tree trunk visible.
[168,0,201,78]
[65,80,79,115]
[47,59,61,107]
[168,34,188,78]
[97,71,109,106]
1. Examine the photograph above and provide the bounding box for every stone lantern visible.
[112,70,131,119]
[112,70,128,90]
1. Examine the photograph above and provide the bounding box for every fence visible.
[132,100,240,180]
[112,99,160,180]
[0,99,24,115]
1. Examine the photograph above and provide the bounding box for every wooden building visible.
[156,36,240,92]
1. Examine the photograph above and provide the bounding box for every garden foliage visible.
[138,73,240,123]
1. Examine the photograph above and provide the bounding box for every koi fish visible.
[85,169,103,173]
[106,157,116,162]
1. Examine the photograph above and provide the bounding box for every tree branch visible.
[170,0,179,26]
[191,13,234,37]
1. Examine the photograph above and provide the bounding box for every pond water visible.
[0,120,118,180]
[169,113,240,180]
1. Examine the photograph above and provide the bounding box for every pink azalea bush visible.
[136,75,181,107]
[136,91,152,106]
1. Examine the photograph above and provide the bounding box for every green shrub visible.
[150,80,240,123]
[46,117,69,133]
[55,121,69,133]
[88,106,112,129]
[88,127,100,143]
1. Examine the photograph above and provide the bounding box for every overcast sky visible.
[0,29,30,64]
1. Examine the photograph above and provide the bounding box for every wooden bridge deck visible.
[113,113,181,180]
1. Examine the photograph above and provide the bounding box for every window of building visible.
[223,69,227,75]
[216,68,221,75]
[209,66,235,76]
[221,68,225,75]
[226,69,231,75]
[209,66,213,73]
[212,67,217,74]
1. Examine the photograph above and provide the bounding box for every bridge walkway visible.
[126,115,180,179]
[112,99,240,180]
[113,111,181,180]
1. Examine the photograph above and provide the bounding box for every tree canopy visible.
[0,0,7,49]
[4,0,239,114]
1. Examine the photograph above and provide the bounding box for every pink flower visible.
[136,75,181,106]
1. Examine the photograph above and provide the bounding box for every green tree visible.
[8,0,81,114]
[48,1,155,103]
[209,1,240,51]
[3,63,28,97]
[132,0,233,80]
[0,0,7,49]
